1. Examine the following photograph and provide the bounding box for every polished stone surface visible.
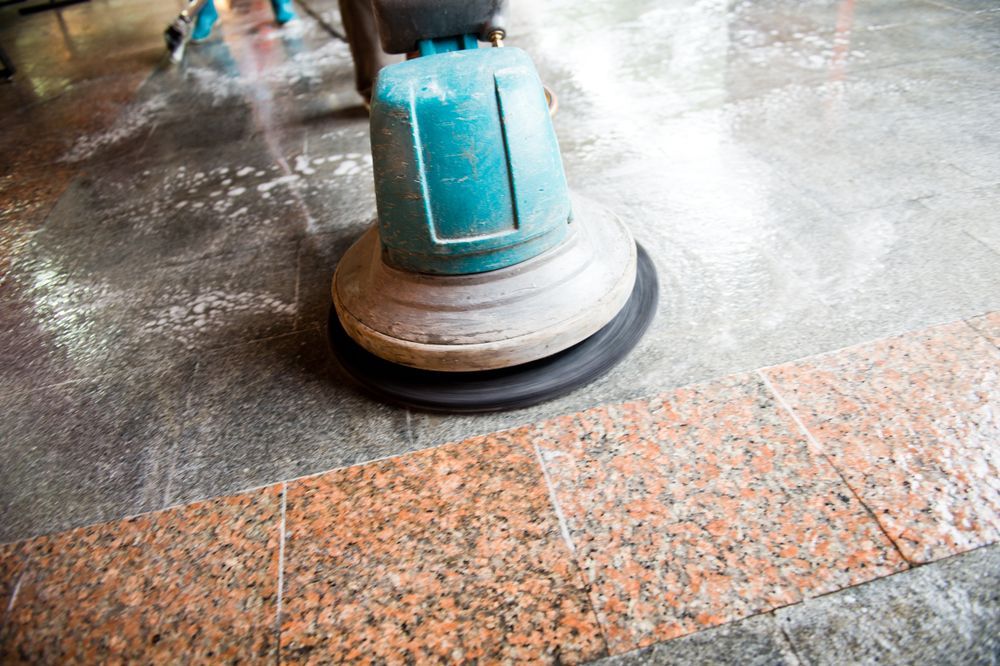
[592,613,799,666]
[0,316,997,659]
[0,358,194,542]
[531,375,905,654]
[2,0,999,546]
[776,543,1000,665]
[281,433,606,663]
[764,320,1000,564]
[3,0,999,660]
[590,542,1000,666]
[0,487,281,662]
[168,326,408,506]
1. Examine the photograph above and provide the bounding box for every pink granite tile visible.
[532,375,905,654]
[0,542,29,627]
[764,320,1000,564]
[281,431,606,664]
[0,487,281,663]
[967,311,1000,349]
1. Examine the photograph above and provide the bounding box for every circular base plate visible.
[328,244,658,413]
[333,192,637,372]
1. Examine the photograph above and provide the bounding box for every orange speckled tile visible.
[967,311,1000,349]
[532,375,905,654]
[763,320,1000,564]
[1,542,29,627]
[281,431,606,664]
[0,487,281,663]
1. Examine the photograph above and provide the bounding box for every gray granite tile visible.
[780,198,1000,332]
[776,544,1000,665]
[18,147,303,276]
[294,225,369,330]
[725,57,996,215]
[921,185,1000,256]
[1,241,300,396]
[0,357,194,543]
[591,614,799,666]
[167,327,414,506]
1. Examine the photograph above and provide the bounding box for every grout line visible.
[530,440,615,659]
[756,369,914,566]
[6,567,25,615]
[962,317,1000,352]
[1,558,31,634]
[275,482,287,666]
[776,616,807,666]
[292,243,303,330]
[530,441,576,556]
[961,229,1000,258]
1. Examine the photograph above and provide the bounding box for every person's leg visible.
[191,0,219,42]
[271,0,296,26]
[338,0,402,104]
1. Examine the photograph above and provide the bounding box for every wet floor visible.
[1,0,999,542]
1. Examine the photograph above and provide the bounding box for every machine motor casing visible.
[371,47,572,275]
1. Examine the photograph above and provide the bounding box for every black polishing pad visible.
[328,244,659,413]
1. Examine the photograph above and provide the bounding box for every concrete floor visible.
[1,0,998,660]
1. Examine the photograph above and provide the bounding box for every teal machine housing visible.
[371,41,572,275]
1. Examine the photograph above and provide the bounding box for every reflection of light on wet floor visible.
[25,259,121,371]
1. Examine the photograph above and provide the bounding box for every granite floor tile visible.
[922,185,1000,257]
[967,311,1000,349]
[731,55,998,215]
[17,146,304,277]
[169,327,409,507]
[532,375,906,653]
[295,225,371,329]
[775,199,1000,336]
[280,432,606,664]
[0,486,281,663]
[0,357,194,542]
[590,613,799,666]
[763,320,1000,563]
[776,543,1000,665]
[0,239,300,397]
[0,543,28,631]
[0,71,151,175]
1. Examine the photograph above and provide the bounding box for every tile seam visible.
[275,482,287,666]
[775,615,807,666]
[5,566,26,615]
[757,311,996,372]
[530,442,618,659]
[960,228,1000,258]
[756,369,914,567]
[962,316,1000,352]
[530,441,576,556]
[291,243,303,331]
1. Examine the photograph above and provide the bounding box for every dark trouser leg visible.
[338,0,401,102]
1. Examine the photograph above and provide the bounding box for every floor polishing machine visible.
[329,0,658,412]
